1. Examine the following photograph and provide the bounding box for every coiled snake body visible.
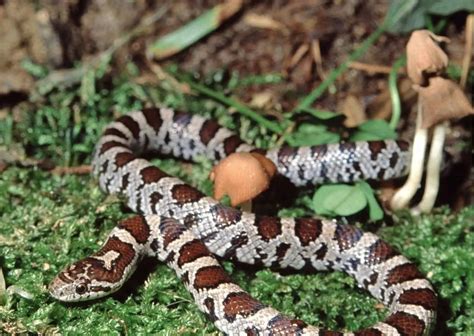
[49,108,437,335]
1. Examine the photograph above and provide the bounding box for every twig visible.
[349,61,404,75]
[148,62,192,95]
[288,44,309,69]
[293,22,389,114]
[275,122,295,147]
[460,14,473,89]
[52,165,92,175]
[243,13,289,34]
[311,39,326,79]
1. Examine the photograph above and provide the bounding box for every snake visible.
[49,107,437,335]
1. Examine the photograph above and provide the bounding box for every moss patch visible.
[0,70,472,335]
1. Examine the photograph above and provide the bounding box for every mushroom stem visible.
[240,200,253,212]
[390,103,428,210]
[413,121,448,213]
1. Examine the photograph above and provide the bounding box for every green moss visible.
[0,70,472,335]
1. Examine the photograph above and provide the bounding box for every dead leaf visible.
[378,181,399,209]
[249,91,275,109]
[243,13,288,33]
[218,0,244,21]
[339,94,366,127]
[0,162,7,173]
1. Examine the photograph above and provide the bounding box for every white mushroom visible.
[412,78,473,213]
[390,104,428,210]
[391,30,473,213]
[391,30,450,211]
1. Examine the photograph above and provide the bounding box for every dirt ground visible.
[0,0,472,207]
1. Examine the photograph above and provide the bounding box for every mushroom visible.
[391,30,473,213]
[210,152,276,211]
[406,30,450,86]
[412,78,473,213]
[390,102,429,210]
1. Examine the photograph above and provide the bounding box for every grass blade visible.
[147,0,243,60]
[175,72,283,133]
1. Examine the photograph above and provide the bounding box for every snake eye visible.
[75,284,87,295]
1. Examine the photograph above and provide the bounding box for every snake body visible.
[49,107,437,335]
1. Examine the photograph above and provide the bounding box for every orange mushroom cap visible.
[210,152,276,206]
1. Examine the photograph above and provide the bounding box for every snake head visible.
[49,257,117,302]
[50,228,144,302]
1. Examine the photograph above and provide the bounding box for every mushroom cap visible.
[250,152,277,177]
[210,152,276,206]
[415,77,474,128]
[406,30,450,85]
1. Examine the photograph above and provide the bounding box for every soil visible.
[0,0,472,206]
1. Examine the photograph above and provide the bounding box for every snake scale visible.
[49,107,437,335]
